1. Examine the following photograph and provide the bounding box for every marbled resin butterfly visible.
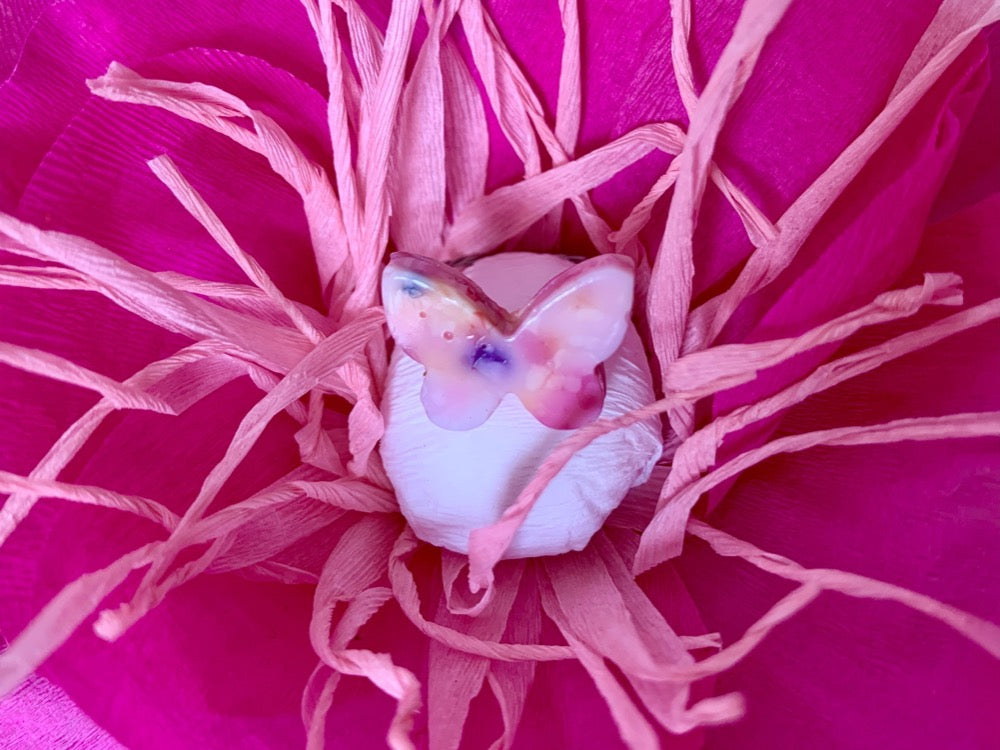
[381,252,635,430]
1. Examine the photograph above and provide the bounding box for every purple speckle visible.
[470,341,509,375]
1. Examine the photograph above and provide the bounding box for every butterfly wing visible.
[381,253,511,430]
[511,254,635,429]
[420,368,506,430]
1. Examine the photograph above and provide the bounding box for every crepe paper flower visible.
[0,0,999,748]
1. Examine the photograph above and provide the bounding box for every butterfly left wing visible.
[418,367,508,430]
[382,253,513,430]
[510,254,635,430]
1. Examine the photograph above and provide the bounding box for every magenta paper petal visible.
[717,40,988,348]
[512,560,716,750]
[0,378,328,747]
[0,24,332,479]
[933,24,1000,219]
[2,1,999,749]
[679,195,1000,749]
[0,675,123,749]
[0,0,323,211]
[0,0,53,81]
[15,47,327,305]
[0,503,319,749]
[702,38,989,509]
[484,0,942,281]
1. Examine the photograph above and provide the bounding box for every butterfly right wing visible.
[510,254,635,430]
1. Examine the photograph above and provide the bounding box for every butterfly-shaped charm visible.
[381,252,635,430]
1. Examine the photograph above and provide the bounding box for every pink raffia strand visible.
[0,343,250,547]
[463,274,977,594]
[110,309,384,634]
[638,298,1000,571]
[87,64,349,296]
[3,264,331,333]
[336,357,385,475]
[685,520,1000,661]
[440,38,490,224]
[539,534,745,742]
[636,411,1000,574]
[307,516,421,750]
[150,272,333,331]
[662,272,964,398]
[0,213,317,373]
[669,0,699,115]
[555,0,582,156]
[456,0,615,254]
[296,392,349,476]
[148,154,326,345]
[891,0,999,98]
[388,0,458,257]
[458,0,543,175]
[299,0,364,265]
[0,342,176,414]
[685,2,1000,353]
[347,0,421,313]
[0,472,179,531]
[646,0,793,440]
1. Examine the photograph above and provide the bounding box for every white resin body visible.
[380,252,663,558]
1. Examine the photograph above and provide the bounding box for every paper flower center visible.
[380,252,662,558]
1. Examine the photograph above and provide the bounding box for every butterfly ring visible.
[381,251,635,430]
[379,252,662,558]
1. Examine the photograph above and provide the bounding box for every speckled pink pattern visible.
[382,253,634,430]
